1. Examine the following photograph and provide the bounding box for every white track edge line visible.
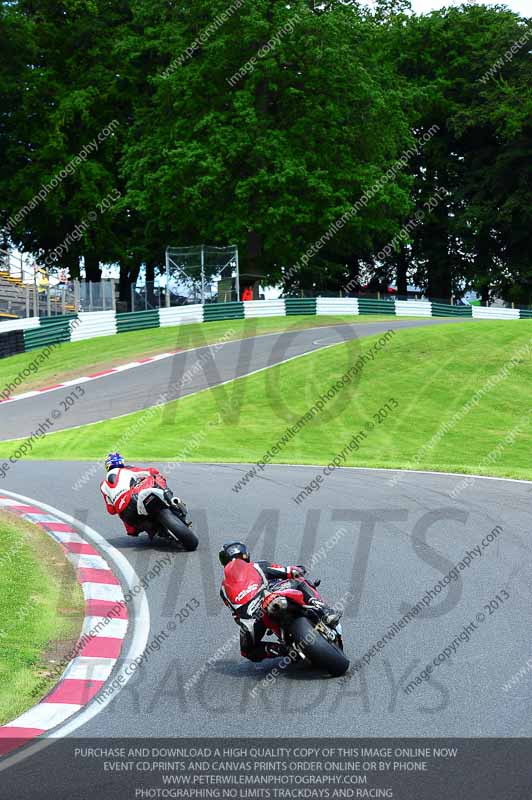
[216,463,532,488]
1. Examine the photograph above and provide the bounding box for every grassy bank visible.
[3,320,532,481]
[0,314,400,397]
[0,513,84,724]
[2,321,532,481]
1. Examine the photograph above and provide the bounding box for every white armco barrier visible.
[472,306,520,320]
[0,317,40,334]
[158,304,203,327]
[243,299,286,318]
[316,298,359,315]
[395,300,432,317]
[70,311,117,341]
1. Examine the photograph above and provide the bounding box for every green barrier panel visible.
[358,298,396,315]
[431,303,472,317]
[203,302,244,321]
[23,322,72,351]
[519,309,532,319]
[284,298,317,316]
[116,310,160,333]
[0,329,25,359]
[40,314,78,326]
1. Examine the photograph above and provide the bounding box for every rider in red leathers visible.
[100,452,166,536]
[219,541,341,662]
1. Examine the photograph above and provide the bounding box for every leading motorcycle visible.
[125,474,199,551]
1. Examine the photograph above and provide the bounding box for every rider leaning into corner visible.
[100,452,166,536]
[219,541,342,662]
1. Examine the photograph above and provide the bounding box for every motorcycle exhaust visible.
[171,496,187,514]
[170,496,192,526]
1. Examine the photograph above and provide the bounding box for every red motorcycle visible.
[223,559,349,677]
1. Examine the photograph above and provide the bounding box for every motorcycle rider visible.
[219,541,342,663]
[100,452,166,536]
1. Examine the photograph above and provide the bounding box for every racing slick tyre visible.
[157,508,199,551]
[288,617,349,677]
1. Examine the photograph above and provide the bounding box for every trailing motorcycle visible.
[222,559,349,677]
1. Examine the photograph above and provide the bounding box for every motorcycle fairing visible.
[222,560,268,611]
[136,485,166,516]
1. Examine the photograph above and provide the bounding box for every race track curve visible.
[2,460,531,743]
[2,315,531,797]
[1,317,468,440]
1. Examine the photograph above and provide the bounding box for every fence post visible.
[33,267,38,317]
[32,266,39,317]
[111,278,116,311]
[200,245,205,305]
[47,286,51,317]
[25,285,30,318]
[234,246,240,303]
[165,248,171,308]
[131,283,135,312]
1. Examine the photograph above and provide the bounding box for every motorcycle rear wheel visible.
[288,617,349,677]
[157,508,199,551]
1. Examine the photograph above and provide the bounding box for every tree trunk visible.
[119,261,130,303]
[396,246,408,297]
[84,253,102,282]
[65,255,80,281]
[425,220,452,302]
[119,259,142,308]
[146,261,156,307]
[243,230,265,300]
[345,256,360,296]
[146,262,155,282]
[427,267,452,303]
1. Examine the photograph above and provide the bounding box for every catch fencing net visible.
[165,245,239,304]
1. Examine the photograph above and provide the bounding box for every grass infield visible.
[0,314,400,399]
[0,512,84,725]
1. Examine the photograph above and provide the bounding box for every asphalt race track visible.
[1,317,468,440]
[3,460,532,741]
[2,316,532,795]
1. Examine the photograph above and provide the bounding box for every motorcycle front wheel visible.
[156,508,199,551]
[287,616,349,677]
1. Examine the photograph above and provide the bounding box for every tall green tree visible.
[0,0,131,281]
[120,0,415,293]
[392,5,531,302]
